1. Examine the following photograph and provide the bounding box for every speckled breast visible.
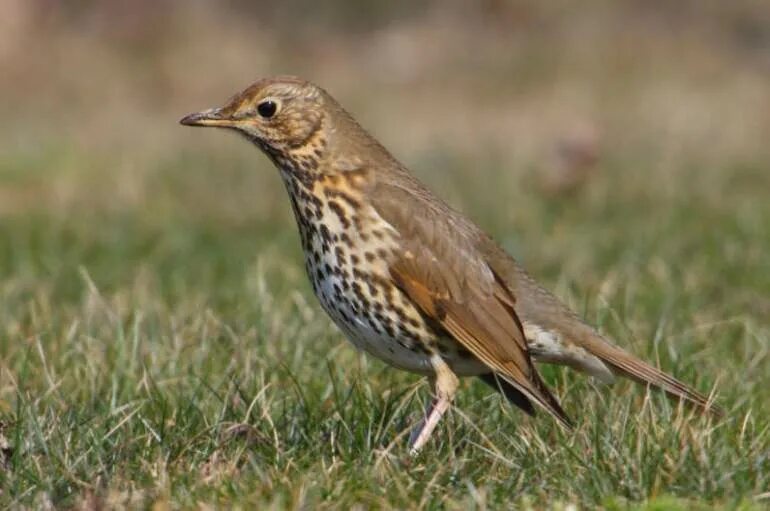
[280,170,486,376]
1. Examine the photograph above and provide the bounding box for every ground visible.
[1,1,769,509]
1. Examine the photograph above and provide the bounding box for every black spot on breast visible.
[366,317,382,335]
[334,246,346,264]
[351,282,369,308]
[327,201,349,228]
[299,158,316,172]
[392,306,407,322]
[320,224,332,243]
[328,190,361,209]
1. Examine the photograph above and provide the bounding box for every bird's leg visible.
[408,378,436,452]
[408,355,459,455]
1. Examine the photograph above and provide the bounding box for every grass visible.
[1,1,770,508]
[1,140,768,509]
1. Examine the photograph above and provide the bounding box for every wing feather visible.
[374,180,573,429]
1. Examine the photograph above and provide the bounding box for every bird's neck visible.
[254,131,328,189]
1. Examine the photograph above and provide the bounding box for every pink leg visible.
[408,355,459,455]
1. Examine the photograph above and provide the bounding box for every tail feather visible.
[585,337,723,417]
[478,373,535,416]
[530,370,575,430]
[500,371,575,431]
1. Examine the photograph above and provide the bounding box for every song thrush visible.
[180,76,721,453]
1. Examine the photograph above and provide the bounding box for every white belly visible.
[314,272,435,373]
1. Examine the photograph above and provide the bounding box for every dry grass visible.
[1,1,769,508]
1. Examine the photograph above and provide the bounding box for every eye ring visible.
[257,100,277,118]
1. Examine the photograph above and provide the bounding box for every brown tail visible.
[584,336,723,417]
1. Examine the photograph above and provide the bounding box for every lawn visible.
[1,2,769,509]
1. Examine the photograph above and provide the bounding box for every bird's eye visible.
[257,100,277,118]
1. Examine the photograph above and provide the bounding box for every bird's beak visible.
[179,108,238,128]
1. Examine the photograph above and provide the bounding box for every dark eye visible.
[257,100,277,118]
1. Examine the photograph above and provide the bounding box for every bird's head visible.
[180,76,328,160]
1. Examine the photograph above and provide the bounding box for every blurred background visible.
[2,0,768,313]
[2,0,768,207]
[1,1,770,506]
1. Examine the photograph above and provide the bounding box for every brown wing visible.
[371,179,573,429]
[477,230,723,416]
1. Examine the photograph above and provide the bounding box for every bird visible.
[180,76,722,453]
